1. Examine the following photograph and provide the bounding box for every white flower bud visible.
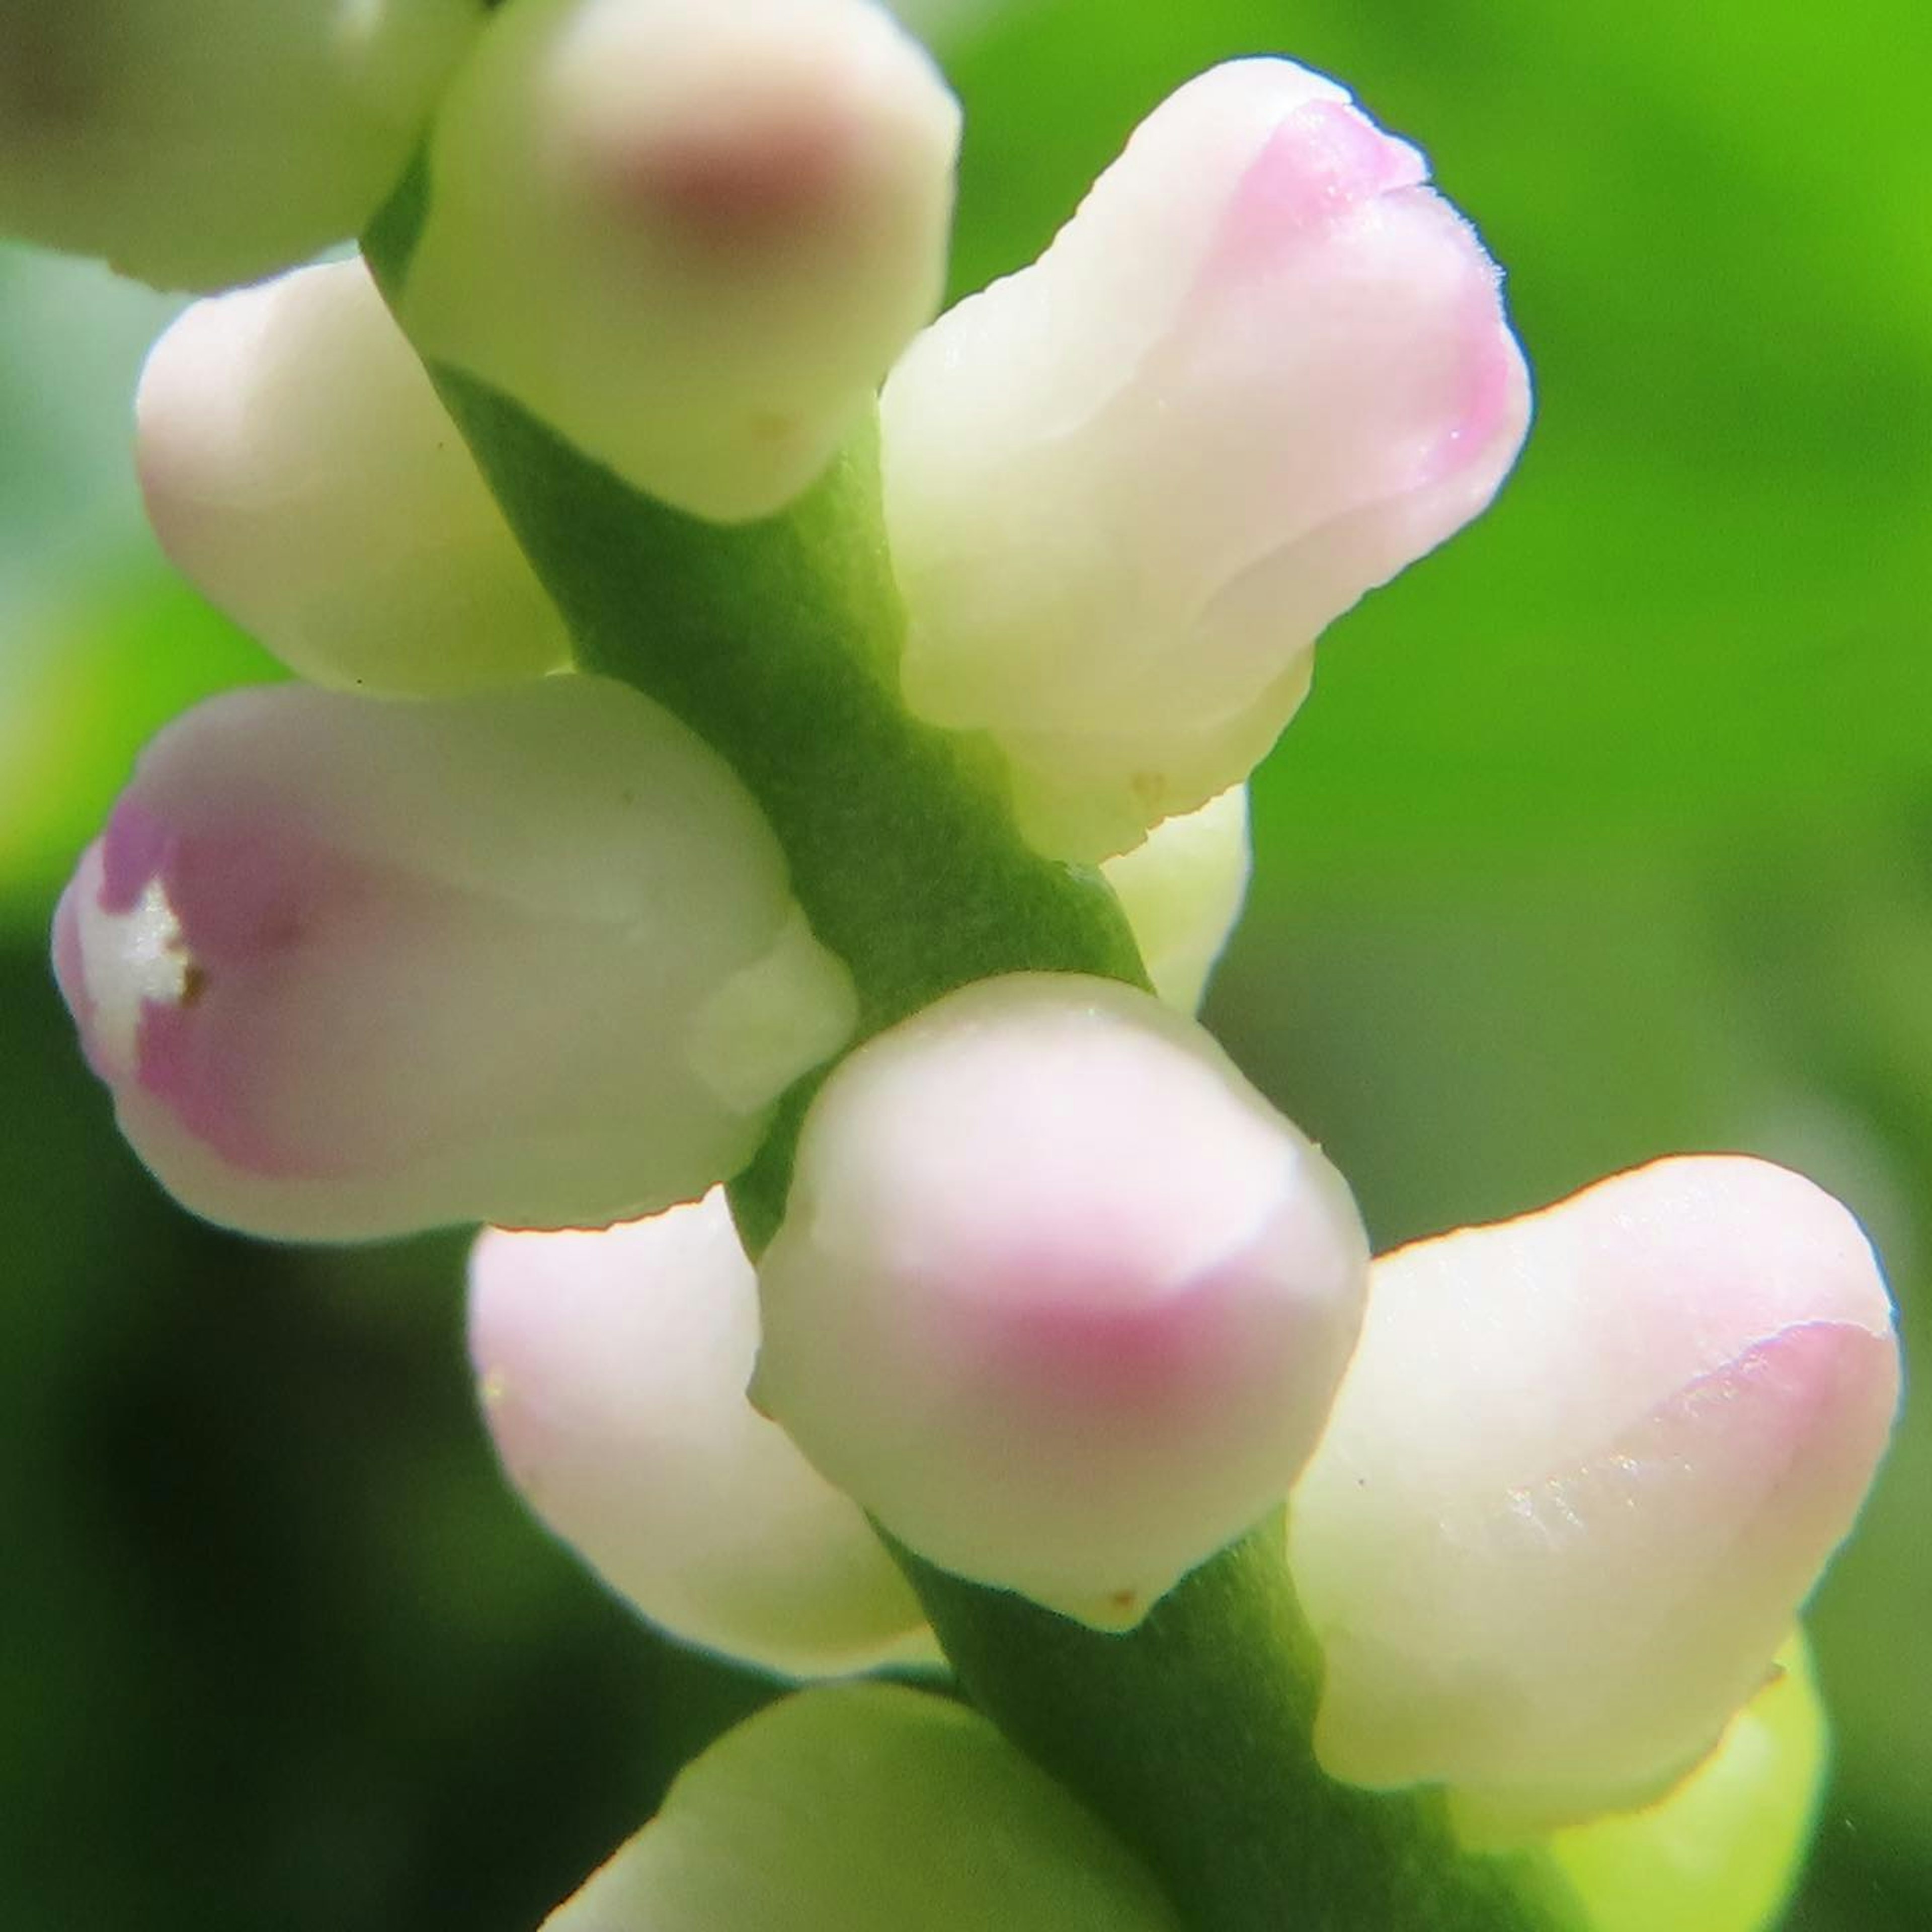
[544,1683,1179,1932]
[399,0,960,521]
[755,973,1369,1628]
[0,1,478,291]
[137,257,570,697]
[1100,786,1251,1012]
[51,676,856,1241]
[881,58,1531,861]
[1290,1157,1900,1838]
[467,1191,929,1677]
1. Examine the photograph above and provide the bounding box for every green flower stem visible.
[899,1521,1583,1932]
[365,197,1584,1932]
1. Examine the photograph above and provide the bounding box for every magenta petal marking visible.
[98,800,174,915]
[100,806,374,1180]
[1223,100,1427,260]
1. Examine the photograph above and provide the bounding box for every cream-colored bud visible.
[756,973,1368,1627]
[469,1193,929,1677]
[1292,1157,1899,1835]
[401,0,960,521]
[53,676,856,1240]
[1102,787,1252,1012]
[138,258,569,696]
[882,58,1529,860]
[0,2,479,291]
[545,1685,1179,1931]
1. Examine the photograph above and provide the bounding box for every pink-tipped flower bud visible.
[398,0,960,521]
[1289,1157,1900,1838]
[755,974,1369,1628]
[137,257,570,697]
[0,2,478,291]
[52,676,856,1241]
[1101,786,1251,1013]
[468,1191,929,1677]
[544,1684,1179,1932]
[881,58,1531,861]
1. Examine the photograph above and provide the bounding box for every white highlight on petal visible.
[756,973,1369,1626]
[400,0,960,521]
[75,870,191,1074]
[137,257,570,696]
[882,57,1531,860]
[468,1192,929,1677]
[1290,1156,1900,1835]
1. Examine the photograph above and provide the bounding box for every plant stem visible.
[364,202,1583,1932]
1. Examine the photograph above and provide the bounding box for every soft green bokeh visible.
[0,3,1925,1929]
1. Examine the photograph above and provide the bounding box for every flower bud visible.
[545,1683,1179,1932]
[1289,1157,1900,1837]
[398,0,960,521]
[1550,1633,1826,1932]
[52,676,856,1241]
[468,1191,928,1677]
[881,58,1531,861]
[755,973,1369,1628]
[1101,786,1251,1013]
[0,2,478,291]
[137,258,570,697]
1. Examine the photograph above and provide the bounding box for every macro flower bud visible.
[137,258,570,697]
[52,676,856,1241]
[399,0,960,521]
[0,1,478,291]
[467,1191,928,1677]
[1101,786,1251,1013]
[881,58,1531,861]
[545,1684,1179,1932]
[755,973,1369,1628]
[1290,1157,1900,1837]
[1550,1633,1826,1932]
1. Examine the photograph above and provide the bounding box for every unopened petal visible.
[138,257,570,696]
[1291,1156,1899,1828]
[52,676,856,1240]
[544,1684,1178,1932]
[882,57,1529,860]
[756,973,1368,1626]
[1101,786,1252,1012]
[401,0,960,521]
[1546,1632,1826,1932]
[0,1,479,290]
[468,1192,928,1676]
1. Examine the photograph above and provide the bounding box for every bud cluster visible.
[9,8,1902,1931]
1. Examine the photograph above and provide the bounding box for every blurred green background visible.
[2,2,1926,1926]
